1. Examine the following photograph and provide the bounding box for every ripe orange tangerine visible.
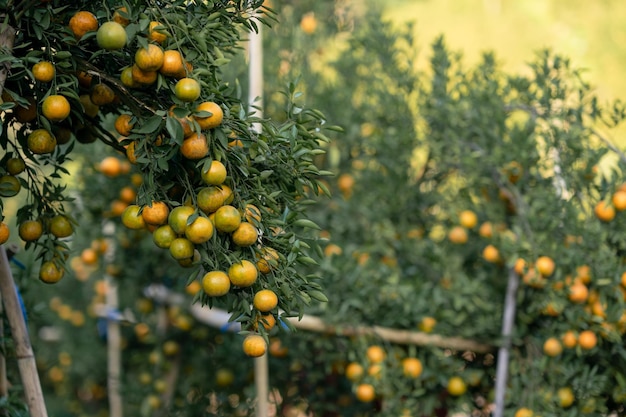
[131,64,157,86]
[90,83,116,106]
[459,210,478,229]
[253,289,278,312]
[0,222,9,245]
[69,11,98,40]
[228,259,258,287]
[402,357,423,378]
[232,222,258,247]
[214,205,241,233]
[160,50,186,78]
[121,205,146,230]
[345,362,364,382]
[242,334,266,358]
[147,21,167,44]
[543,337,563,357]
[355,383,375,403]
[578,330,597,350]
[18,220,43,242]
[197,186,226,214]
[49,215,73,238]
[448,226,468,244]
[174,78,201,102]
[180,133,209,160]
[201,160,227,185]
[194,101,223,130]
[184,216,214,244]
[39,260,64,284]
[594,200,615,222]
[42,95,71,122]
[366,345,385,363]
[32,61,55,82]
[141,201,169,226]
[613,191,626,211]
[135,44,164,72]
[447,376,467,396]
[99,156,122,177]
[202,271,230,297]
[535,256,555,277]
[114,114,134,136]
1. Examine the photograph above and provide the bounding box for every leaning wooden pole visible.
[0,247,48,417]
[493,268,520,417]
[248,6,268,417]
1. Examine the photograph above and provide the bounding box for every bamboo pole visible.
[248,5,268,417]
[493,268,520,417]
[0,247,48,417]
[105,272,123,417]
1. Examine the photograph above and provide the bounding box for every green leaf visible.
[135,115,164,134]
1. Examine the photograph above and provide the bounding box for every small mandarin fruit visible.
[27,129,56,154]
[459,210,478,229]
[448,226,468,244]
[180,133,209,160]
[482,244,501,263]
[69,11,98,40]
[90,83,116,105]
[535,256,555,277]
[152,224,177,249]
[194,101,223,130]
[259,314,276,331]
[174,77,201,102]
[0,175,20,197]
[147,21,167,44]
[561,331,577,348]
[514,408,534,417]
[0,222,9,245]
[197,186,226,214]
[169,237,194,260]
[242,334,266,357]
[613,190,626,211]
[543,337,563,357]
[96,21,127,50]
[232,222,258,247]
[594,200,615,222]
[42,95,70,122]
[184,216,214,244]
[447,376,467,396]
[201,160,227,185]
[6,157,26,175]
[141,201,169,226]
[168,205,195,234]
[355,383,375,402]
[402,357,422,378]
[112,6,130,26]
[345,362,364,382]
[79,94,99,117]
[366,345,385,363]
[49,215,73,238]
[256,247,279,274]
[18,220,43,242]
[202,271,230,297]
[253,289,278,312]
[32,61,55,82]
[121,204,146,230]
[99,156,122,177]
[160,50,186,78]
[214,205,241,233]
[135,44,164,72]
[228,259,258,287]
[114,114,134,136]
[568,282,588,303]
[39,260,64,284]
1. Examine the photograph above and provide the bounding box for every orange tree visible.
[231,1,626,416]
[0,0,335,412]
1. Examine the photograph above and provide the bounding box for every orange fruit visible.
[355,383,375,403]
[147,21,167,44]
[90,83,116,106]
[366,345,385,363]
[535,256,555,277]
[543,337,563,357]
[81,248,98,265]
[576,264,592,284]
[228,259,258,287]
[180,133,208,160]
[125,141,138,164]
[402,357,423,378]
[152,224,177,249]
[184,216,214,244]
[120,66,136,88]
[613,191,626,211]
[482,244,501,263]
[32,61,55,82]
[268,338,288,358]
[119,186,136,204]
[42,95,70,122]
[561,331,578,349]
[299,13,317,35]
[69,11,98,40]
[14,97,37,123]
[557,386,575,408]
[253,289,278,312]
[459,210,478,229]
[79,94,99,117]
[448,226,468,244]
[169,237,194,260]
[141,201,170,226]
[202,271,230,297]
[214,205,241,233]
[256,247,279,274]
[18,220,43,242]
[135,44,164,72]
[447,376,467,396]
[201,160,227,185]
[197,186,226,214]
[242,334,266,358]
[160,50,186,78]
[0,175,21,197]
[232,222,258,247]
[27,129,56,154]
[0,222,9,245]
[514,408,534,417]
[6,158,26,175]
[112,6,130,26]
[131,64,157,86]
[114,114,134,136]
[99,156,122,177]
[168,205,195,234]
[419,316,437,333]
[568,282,588,303]
[345,362,364,382]
[49,215,73,238]
[478,221,493,238]
[39,260,64,284]
[220,184,234,204]
[194,101,223,130]
[174,78,201,102]
[121,205,146,230]
[594,200,615,222]
[96,21,127,50]
[76,70,93,88]
[258,314,276,331]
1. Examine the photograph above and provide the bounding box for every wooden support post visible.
[0,247,48,417]
[493,268,519,417]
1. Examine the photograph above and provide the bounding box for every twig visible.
[593,128,626,165]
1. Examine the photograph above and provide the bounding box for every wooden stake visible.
[493,268,519,417]
[0,247,48,417]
